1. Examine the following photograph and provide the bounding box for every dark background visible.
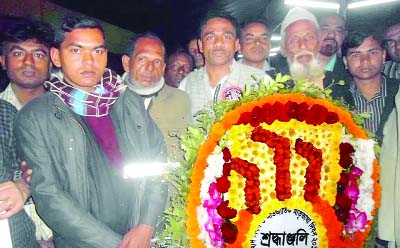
[49,0,400,53]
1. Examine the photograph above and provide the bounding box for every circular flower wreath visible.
[160,75,380,248]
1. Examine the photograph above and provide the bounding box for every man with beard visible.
[179,13,268,119]
[239,18,276,77]
[165,50,193,88]
[342,31,399,139]
[122,33,191,160]
[383,23,400,80]
[279,7,325,88]
[187,37,205,69]
[15,17,167,248]
[279,7,351,102]
[318,15,351,87]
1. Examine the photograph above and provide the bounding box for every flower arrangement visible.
[159,75,380,248]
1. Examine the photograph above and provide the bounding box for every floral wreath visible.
[159,75,380,248]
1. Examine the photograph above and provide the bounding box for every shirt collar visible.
[324,54,337,72]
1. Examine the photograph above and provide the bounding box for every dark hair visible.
[1,18,54,54]
[166,49,194,69]
[342,31,383,56]
[240,17,271,40]
[198,12,239,39]
[54,16,105,48]
[125,32,165,58]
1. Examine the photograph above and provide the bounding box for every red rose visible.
[294,102,309,121]
[223,162,232,176]
[340,142,355,155]
[221,222,238,244]
[285,101,298,119]
[250,106,262,127]
[261,103,277,124]
[216,176,231,193]
[217,200,237,219]
[326,111,339,124]
[335,193,352,210]
[335,207,350,223]
[222,147,232,162]
[305,104,328,125]
[339,156,353,169]
[237,112,251,124]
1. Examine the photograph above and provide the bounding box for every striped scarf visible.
[45,69,123,117]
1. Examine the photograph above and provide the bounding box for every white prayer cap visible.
[280,7,319,38]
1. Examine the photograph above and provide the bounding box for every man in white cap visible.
[279,7,325,88]
[279,7,352,102]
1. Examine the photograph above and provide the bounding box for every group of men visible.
[0,6,400,248]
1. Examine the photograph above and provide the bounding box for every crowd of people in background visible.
[0,5,400,248]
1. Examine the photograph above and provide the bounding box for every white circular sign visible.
[251,207,319,248]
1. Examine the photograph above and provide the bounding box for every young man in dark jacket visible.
[15,17,167,248]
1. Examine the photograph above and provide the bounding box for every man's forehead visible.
[203,18,236,33]
[242,23,269,35]
[320,16,345,28]
[349,36,382,52]
[7,39,49,51]
[61,28,105,47]
[134,38,165,57]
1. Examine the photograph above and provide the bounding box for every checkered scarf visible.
[45,69,123,117]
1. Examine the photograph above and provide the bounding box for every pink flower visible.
[344,180,360,202]
[350,166,363,178]
[345,210,367,233]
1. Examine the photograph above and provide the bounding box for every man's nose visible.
[83,51,94,65]
[23,53,34,65]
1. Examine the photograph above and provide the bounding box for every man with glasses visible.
[383,23,400,80]
[239,18,276,77]
[165,50,193,88]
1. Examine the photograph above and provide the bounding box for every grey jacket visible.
[15,89,167,248]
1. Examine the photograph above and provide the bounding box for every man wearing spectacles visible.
[238,18,276,78]
[165,50,193,88]
[382,23,400,80]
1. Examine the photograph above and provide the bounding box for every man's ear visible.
[198,39,203,53]
[50,47,62,68]
[0,55,5,70]
[382,49,386,62]
[343,57,347,69]
[121,55,131,73]
[235,38,240,53]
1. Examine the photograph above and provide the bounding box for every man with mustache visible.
[382,23,400,80]
[342,31,399,139]
[238,18,276,77]
[15,17,167,248]
[0,18,54,247]
[179,13,268,119]
[279,7,325,88]
[318,15,351,89]
[121,33,191,160]
[165,50,193,88]
[279,7,351,102]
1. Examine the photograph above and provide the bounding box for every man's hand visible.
[20,160,32,184]
[0,181,30,219]
[119,224,154,248]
